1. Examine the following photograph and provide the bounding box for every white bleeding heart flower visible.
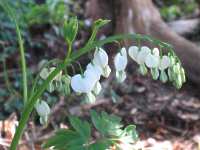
[116,70,127,83]
[114,47,128,71]
[136,46,151,64]
[93,81,102,95]
[84,68,100,83]
[35,100,50,117]
[102,65,111,78]
[85,92,96,104]
[152,48,159,57]
[40,68,49,80]
[93,47,108,68]
[159,56,171,70]
[71,74,94,93]
[86,63,102,80]
[145,53,160,68]
[128,46,139,61]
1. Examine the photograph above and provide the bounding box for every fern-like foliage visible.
[43,110,138,150]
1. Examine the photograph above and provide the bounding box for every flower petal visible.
[159,56,170,70]
[136,46,151,64]
[93,47,108,68]
[114,47,128,71]
[145,53,159,68]
[128,46,139,61]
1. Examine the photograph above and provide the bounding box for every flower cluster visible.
[71,47,111,103]
[128,46,186,88]
[37,44,186,124]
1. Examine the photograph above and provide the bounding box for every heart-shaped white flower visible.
[93,47,108,68]
[86,63,102,80]
[35,100,50,117]
[114,47,128,71]
[136,46,151,64]
[145,53,160,68]
[159,56,170,70]
[71,74,94,93]
[128,46,139,61]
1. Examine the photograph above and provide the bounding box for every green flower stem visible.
[10,33,173,150]
[16,24,28,104]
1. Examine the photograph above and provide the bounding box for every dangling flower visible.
[71,74,93,93]
[114,47,128,71]
[86,63,102,80]
[159,56,170,70]
[93,47,108,68]
[114,48,128,82]
[145,53,160,68]
[136,46,151,64]
[128,46,139,62]
[35,100,50,117]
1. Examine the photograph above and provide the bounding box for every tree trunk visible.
[86,0,200,84]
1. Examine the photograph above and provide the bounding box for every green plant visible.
[1,2,186,150]
[43,110,138,150]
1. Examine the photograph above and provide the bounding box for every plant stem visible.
[16,25,28,104]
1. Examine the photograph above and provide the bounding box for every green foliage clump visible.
[43,110,138,150]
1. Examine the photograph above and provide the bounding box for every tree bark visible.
[86,0,200,84]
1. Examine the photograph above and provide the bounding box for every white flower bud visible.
[114,47,128,71]
[102,65,111,78]
[93,47,108,68]
[145,53,160,68]
[128,46,139,61]
[116,70,127,83]
[35,100,50,117]
[159,56,170,70]
[136,46,151,64]
[93,81,102,95]
[85,92,96,104]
